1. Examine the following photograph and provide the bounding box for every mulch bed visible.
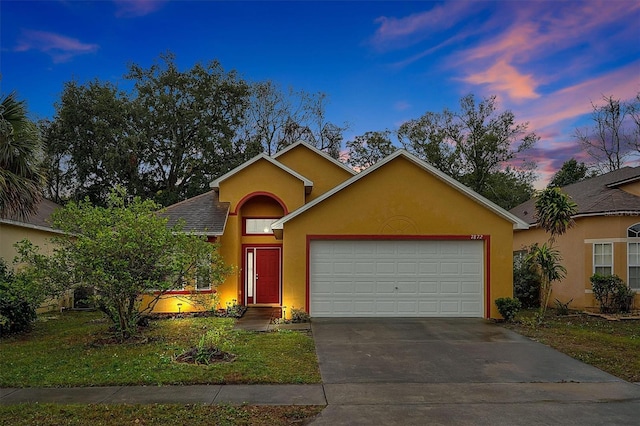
[175,347,236,365]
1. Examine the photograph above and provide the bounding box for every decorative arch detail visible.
[628,223,640,238]
[233,191,289,215]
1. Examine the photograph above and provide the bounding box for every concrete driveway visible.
[310,318,640,425]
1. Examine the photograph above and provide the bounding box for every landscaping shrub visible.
[513,247,541,308]
[0,259,37,336]
[495,297,522,322]
[590,274,636,314]
[289,307,310,323]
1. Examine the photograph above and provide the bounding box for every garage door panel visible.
[376,262,396,274]
[419,281,438,293]
[419,262,439,274]
[310,240,483,317]
[440,281,461,294]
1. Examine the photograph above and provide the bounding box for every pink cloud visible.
[463,60,540,101]
[519,63,640,132]
[113,0,167,18]
[15,30,99,63]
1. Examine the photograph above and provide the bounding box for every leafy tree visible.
[44,52,256,207]
[0,259,39,335]
[481,167,536,210]
[0,92,45,219]
[346,130,396,170]
[513,246,541,309]
[398,94,538,209]
[16,188,231,340]
[43,80,140,206]
[127,52,253,206]
[575,94,639,173]
[547,158,591,188]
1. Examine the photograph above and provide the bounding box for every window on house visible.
[628,224,640,290]
[593,243,613,276]
[245,218,278,235]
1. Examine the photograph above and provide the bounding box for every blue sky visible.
[2,0,639,186]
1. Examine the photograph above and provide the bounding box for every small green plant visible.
[495,297,522,322]
[224,299,245,318]
[175,320,238,365]
[554,298,573,315]
[290,307,310,323]
[590,274,636,314]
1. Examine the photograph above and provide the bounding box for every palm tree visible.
[0,93,44,220]
[528,243,567,320]
[530,187,578,321]
[535,187,578,242]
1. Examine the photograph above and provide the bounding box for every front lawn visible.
[0,404,324,426]
[504,311,640,382]
[0,311,321,387]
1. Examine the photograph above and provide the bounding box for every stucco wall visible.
[513,215,640,310]
[275,144,354,202]
[281,156,515,318]
[0,222,73,312]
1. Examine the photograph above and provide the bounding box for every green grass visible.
[505,310,640,382]
[0,311,321,387]
[0,404,324,426]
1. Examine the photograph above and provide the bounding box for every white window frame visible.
[627,224,640,290]
[245,218,278,235]
[593,242,613,276]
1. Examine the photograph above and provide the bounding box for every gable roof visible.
[272,140,356,176]
[209,153,313,193]
[160,190,230,236]
[0,198,65,234]
[510,166,640,225]
[272,149,530,231]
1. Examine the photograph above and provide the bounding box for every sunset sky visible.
[2,0,639,186]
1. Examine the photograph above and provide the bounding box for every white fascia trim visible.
[573,211,640,219]
[272,140,356,175]
[272,149,529,230]
[209,153,313,189]
[0,218,66,235]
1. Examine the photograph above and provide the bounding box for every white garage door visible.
[310,240,484,317]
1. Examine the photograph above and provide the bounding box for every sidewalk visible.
[0,384,326,405]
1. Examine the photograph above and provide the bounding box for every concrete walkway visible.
[0,384,325,405]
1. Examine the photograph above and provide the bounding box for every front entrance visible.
[245,247,281,305]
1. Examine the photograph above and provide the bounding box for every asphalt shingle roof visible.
[161,190,229,236]
[2,198,61,229]
[510,166,640,225]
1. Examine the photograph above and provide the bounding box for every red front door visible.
[254,248,280,304]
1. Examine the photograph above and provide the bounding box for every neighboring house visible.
[150,141,528,319]
[510,167,640,310]
[0,199,73,313]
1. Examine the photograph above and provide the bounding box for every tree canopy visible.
[42,53,346,207]
[397,94,538,209]
[548,158,592,188]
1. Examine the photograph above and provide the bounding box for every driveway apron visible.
[310,318,640,426]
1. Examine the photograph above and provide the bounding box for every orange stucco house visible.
[511,167,640,311]
[150,141,528,319]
